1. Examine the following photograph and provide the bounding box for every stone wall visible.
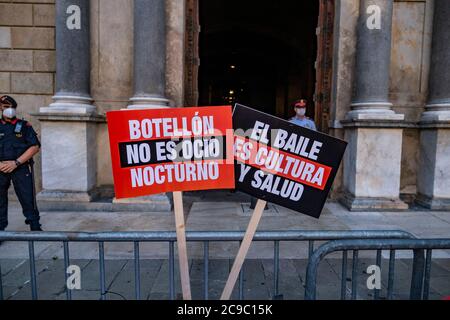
[390,0,433,201]
[90,0,133,190]
[0,0,56,192]
[91,0,185,190]
[0,0,435,203]
[330,0,433,202]
[1,0,185,194]
[328,0,359,199]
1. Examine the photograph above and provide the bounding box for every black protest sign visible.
[233,104,347,218]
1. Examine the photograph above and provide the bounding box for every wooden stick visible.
[173,191,192,300]
[220,199,267,300]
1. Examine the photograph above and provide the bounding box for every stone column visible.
[128,0,170,109]
[43,0,95,114]
[347,0,401,119]
[341,0,407,210]
[115,0,171,210]
[416,0,450,210]
[38,0,100,203]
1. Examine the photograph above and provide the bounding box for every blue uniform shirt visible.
[0,118,40,161]
[289,117,317,131]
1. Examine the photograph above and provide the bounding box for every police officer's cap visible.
[0,95,17,108]
[294,99,307,108]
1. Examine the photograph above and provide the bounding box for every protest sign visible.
[106,106,235,199]
[233,103,347,218]
[221,103,347,299]
[106,106,235,300]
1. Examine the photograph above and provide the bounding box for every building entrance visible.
[185,0,334,131]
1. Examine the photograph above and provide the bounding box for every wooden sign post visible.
[221,199,266,300]
[173,191,191,299]
[106,106,235,300]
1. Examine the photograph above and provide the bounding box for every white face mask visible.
[2,107,16,119]
[295,108,306,116]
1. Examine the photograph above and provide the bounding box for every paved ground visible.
[1,257,449,300]
[1,191,450,299]
[1,191,450,259]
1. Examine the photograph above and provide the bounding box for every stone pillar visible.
[416,0,450,210]
[115,0,171,210]
[347,0,397,118]
[38,0,100,202]
[44,0,94,114]
[341,0,407,210]
[128,0,170,109]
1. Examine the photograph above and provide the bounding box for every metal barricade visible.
[0,230,415,300]
[304,238,450,300]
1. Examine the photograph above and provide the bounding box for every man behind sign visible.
[289,99,317,131]
[250,99,316,209]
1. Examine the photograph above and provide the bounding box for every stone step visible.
[35,199,172,213]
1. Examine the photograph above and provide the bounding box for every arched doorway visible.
[185,0,334,132]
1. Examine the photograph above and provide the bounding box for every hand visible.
[0,161,17,173]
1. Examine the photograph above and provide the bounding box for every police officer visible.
[0,95,42,235]
[289,99,317,131]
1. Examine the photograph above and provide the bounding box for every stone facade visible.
[1,0,448,211]
[0,0,56,193]
[330,0,439,209]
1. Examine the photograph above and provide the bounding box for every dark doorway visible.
[197,0,319,120]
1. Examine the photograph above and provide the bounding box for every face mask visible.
[2,107,16,119]
[296,108,306,116]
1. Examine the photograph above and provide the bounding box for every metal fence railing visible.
[304,238,450,300]
[0,230,415,300]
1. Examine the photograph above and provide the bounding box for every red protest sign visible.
[106,106,235,199]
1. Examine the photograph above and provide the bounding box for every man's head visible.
[293,99,307,117]
[0,95,18,119]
